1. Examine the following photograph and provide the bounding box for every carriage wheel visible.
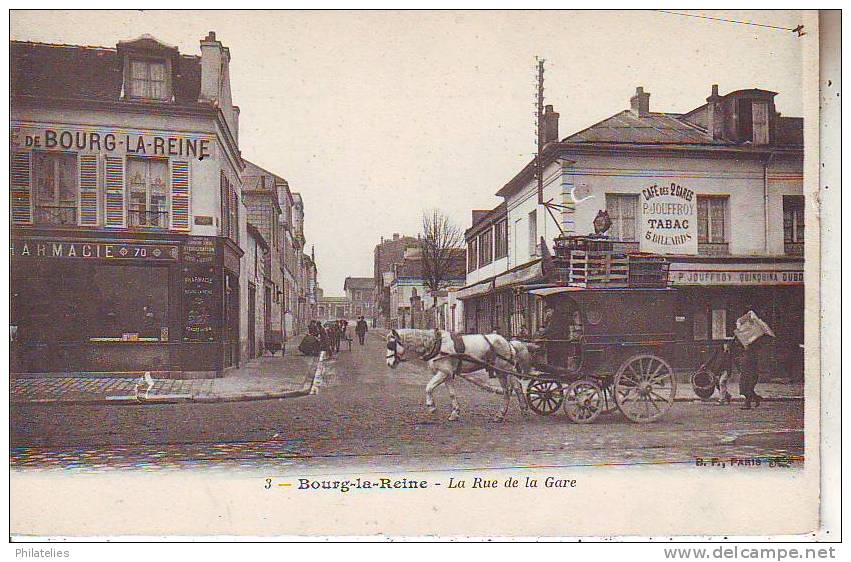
[563,379,604,424]
[614,354,677,423]
[525,380,564,416]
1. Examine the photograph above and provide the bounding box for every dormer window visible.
[129,59,168,100]
[117,35,179,103]
[736,98,770,145]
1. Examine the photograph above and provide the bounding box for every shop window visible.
[605,193,638,241]
[127,158,169,228]
[783,195,804,255]
[128,59,169,101]
[693,308,708,341]
[479,227,493,266]
[33,152,77,226]
[494,219,508,259]
[12,263,168,344]
[711,309,727,340]
[697,196,729,254]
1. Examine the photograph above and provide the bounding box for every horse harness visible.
[420,329,518,378]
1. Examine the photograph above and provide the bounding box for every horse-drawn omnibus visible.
[522,285,681,424]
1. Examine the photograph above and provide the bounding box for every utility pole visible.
[535,57,546,205]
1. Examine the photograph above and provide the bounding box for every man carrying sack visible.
[734,310,776,410]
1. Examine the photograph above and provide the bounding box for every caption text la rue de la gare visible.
[289,475,577,493]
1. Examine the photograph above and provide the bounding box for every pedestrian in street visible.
[317,321,332,358]
[355,316,368,346]
[734,310,775,410]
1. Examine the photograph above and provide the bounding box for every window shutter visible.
[78,154,99,226]
[11,152,33,225]
[220,172,229,237]
[170,160,190,231]
[104,156,125,227]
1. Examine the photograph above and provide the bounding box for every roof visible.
[564,111,718,145]
[344,277,374,291]
[11,40,203,106]
[466,202,507,239]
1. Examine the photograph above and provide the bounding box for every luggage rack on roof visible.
[550,235,669,289]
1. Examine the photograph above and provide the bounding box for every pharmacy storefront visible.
[9,122,243,378]
[10,234,242,378]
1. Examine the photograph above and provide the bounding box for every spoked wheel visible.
[614,354,677,423]
[525,380,564,416]
[563,379,604,424]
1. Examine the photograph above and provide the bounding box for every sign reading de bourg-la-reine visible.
[639,183,698,255]
[11,126,212,160]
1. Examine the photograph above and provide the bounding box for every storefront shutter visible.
[78,154,99,226]
[170,160,190,231]
[104,156,125,227]
[11,151,33,225]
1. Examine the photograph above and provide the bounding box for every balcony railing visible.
[128,209,168,229]
[784,241,804,256]
[697,242,730,256]
[35,205,77,226]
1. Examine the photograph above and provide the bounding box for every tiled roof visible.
[11,41,202,105]
[344,277,374,290]
[565,111,719,145]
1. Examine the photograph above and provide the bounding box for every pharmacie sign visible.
[10,125,212,160]
[639,182,698,255]
[10,239,179,261]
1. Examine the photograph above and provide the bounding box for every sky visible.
[11,10,807,295]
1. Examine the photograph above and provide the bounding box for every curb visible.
[11,356,324,407]
[674,396,803,403]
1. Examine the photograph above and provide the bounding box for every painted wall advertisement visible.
[639,182,698,255]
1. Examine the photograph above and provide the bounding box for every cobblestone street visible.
[11,332,805,473]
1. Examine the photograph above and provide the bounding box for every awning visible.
[455,259,545,301]
[454,279,494,300]
[494,259,544,289]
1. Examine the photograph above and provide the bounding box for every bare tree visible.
[420,209,464,309]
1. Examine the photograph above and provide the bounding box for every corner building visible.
[10,33,246,378]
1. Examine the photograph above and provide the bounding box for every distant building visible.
[387,246,465,329]
[315,288,350,320]
[373,233,420,327]
[242,160,284,351]
[343,277,376,322]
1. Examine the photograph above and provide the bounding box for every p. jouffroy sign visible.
[640,183,698,255]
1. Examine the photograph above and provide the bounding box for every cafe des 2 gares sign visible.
[639,183,698,255]
[10,125,213,160]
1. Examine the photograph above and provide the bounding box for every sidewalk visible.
[10,351,322,406]
[674,381,804,402]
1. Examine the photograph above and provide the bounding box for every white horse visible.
[385,329,531,422]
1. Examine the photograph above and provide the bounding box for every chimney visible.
[232,105,240,144]
[630,86,650,117]
[705,84,724,141]
[199,31,224,103]
[543,105,559,144]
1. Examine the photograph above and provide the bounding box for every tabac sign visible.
[639,183,698,255]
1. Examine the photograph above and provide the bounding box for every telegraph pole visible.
[535,57,545,205]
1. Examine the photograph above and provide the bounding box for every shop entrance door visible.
[223,273,240,368]
[248,283,256,359]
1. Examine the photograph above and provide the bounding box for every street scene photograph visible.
[7,9,835,541]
